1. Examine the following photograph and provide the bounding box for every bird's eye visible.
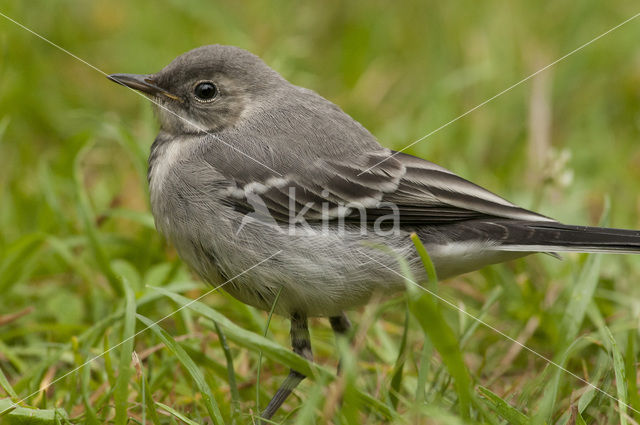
[194,81,218,102]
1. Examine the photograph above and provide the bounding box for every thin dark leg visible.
[260,313,312,422]
[329,312,351,374]
[329,312,351,336]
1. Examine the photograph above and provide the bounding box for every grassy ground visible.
[2,0,640,423]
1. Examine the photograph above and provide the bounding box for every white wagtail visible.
[108,45,640,420]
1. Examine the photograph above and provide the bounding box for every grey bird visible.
[108,44,640,421]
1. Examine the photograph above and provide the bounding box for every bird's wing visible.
[222,149,555,226]
[380,151,554,224]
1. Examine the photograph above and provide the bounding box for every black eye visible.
[194,81,218,102]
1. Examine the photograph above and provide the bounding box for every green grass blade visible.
[80,358,100,425]
[478,386,529,425]
[0,342,25,377]
[179,344,234,383]
[0,398,69,424]
[410,233,438,290]
[389,308,410,410]
[532,249,602,424]
[415,337,432,405]
[139,358,162,425]
[114,281,136,425]
[111,260,142,293]
[293,376,330,425]
[212,321,241,423]
[0,367,18,399]
[153,287,395,420]
[559,253,602,347]
[577,350,608,415]
[102,208,156,230]
[155,401,201,425]
[409,234,472,419]
[532,336,589,425]
[626,329,640,421]
[354,392,395,421]
[45,235,95,285]
[36,160,70,234]
[103,331,116,388]
[152,286,319,378]
[109,123,150,182]
[0,233,45,292]
[0,398,16,417]
[605,327,628,425]
[408,293,473,419]
[72,143,122,296]
[460,286,502,348]
[256,287,281,414]
[137,314,225,425]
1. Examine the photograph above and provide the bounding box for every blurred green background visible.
[1,0,640,424]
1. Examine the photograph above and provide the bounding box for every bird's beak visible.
[107,73,181,101]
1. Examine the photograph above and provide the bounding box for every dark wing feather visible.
[224,150,555,226]
[424,219,640,254]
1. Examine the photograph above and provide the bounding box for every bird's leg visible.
[260,312,312,421]
[329,312,351,374]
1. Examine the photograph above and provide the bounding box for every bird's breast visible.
[148,137,192,200]
[147,135,205,241]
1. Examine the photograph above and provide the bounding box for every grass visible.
[2,0,640,423]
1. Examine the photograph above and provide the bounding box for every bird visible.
[108,44,640,421]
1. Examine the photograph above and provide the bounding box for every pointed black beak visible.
[107,73,181,101]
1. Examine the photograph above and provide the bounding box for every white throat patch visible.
[149,138,193,196]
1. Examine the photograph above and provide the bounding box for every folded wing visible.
[223,149,555,226]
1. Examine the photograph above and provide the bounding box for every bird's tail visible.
[491,221,640,254]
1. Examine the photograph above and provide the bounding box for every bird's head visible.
[108,44,284,134]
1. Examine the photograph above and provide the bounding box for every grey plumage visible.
[114,44,640,316]
[109,44,640,420]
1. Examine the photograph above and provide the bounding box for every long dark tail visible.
[471,220,640,254]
